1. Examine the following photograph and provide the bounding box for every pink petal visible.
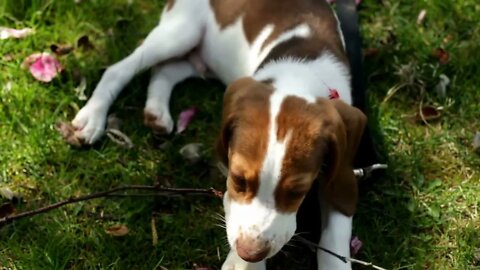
[0,27,34,39]
[350,236,363,256]
[176,107,197,134]
[23,53,62,82]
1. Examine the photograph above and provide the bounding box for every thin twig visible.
[296,236,388,270]
[0,185,222,226]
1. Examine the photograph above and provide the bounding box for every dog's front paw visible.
[71,104,108,145]
[143,108,174,135]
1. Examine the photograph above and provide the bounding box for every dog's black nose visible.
[236,237,270,262]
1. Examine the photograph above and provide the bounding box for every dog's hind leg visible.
[143,60,199,135]
[71,0,208,144]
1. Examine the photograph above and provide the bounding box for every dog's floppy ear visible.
[215,77,258,166]
[323,99,367,216]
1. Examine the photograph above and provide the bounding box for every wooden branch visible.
[0,185,222,226]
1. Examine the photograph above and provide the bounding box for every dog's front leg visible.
[222,249,266,270]
[71,3,205,144]
[317,200,352,270]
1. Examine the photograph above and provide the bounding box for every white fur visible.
[318,199,353,270]
[72,0,208,143]
[254,54,352,105]
[72,1,354,269]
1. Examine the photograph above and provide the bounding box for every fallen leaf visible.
[3,81,13,92]
[2,53,14,61]
[443,34,454,44]
[179,143,203,164]
[151,215,158,246]
[434,74,450,98]
[416,9,427,25]
[106,129,134,149]
[363,47,380,58]
[0,188,14,200]
[350,236,363,256]
[473,248,480,265]
[432,48,450,65]
[473,132,480,154]
[55,121,83,147]
[416,105,441,123]
[0,27,34,39]
[77,35,95,50]
[22,53,63,82]
[105,224,129,236]
[74,77,88,100]
[0,203,16,219]
[176,107,197,134]
[50,43,74,56]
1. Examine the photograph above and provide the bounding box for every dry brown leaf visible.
[473,132,480,154]
[77,35,94,50]
[432,48,450,65]
[0,187,14,200]
[363,47,380,58]
[179,143,203,164]
[105,224,129,236]
[50,44,74,56]
[415,106,441,123]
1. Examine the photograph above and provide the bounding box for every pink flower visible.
[350,236,363,256]
[176,107,198,134]
[22,53,63,82]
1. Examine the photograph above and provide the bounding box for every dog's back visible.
[200,0,347,84]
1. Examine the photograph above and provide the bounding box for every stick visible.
[0,185,222,226]
[295,236,388,270]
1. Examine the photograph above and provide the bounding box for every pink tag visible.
[329,88,340,99]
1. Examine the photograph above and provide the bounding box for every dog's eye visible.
[231,173,247,193]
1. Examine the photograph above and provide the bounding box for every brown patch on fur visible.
[274,97,366,215]
[144,110,169,135]
[274,96,329,213]
[216,77,273,203]
[165,0,175,11]
[210,0,348,67]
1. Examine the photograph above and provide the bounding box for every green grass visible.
[0,0,479,269]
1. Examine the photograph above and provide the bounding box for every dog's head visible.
[216,77,366,262]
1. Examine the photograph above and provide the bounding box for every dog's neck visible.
[253,54,353,104]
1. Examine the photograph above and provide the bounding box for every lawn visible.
[0,0,479,269]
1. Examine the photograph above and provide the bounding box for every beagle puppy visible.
[71,0,366,269]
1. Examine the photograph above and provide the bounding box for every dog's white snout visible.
[235,235,271,263]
